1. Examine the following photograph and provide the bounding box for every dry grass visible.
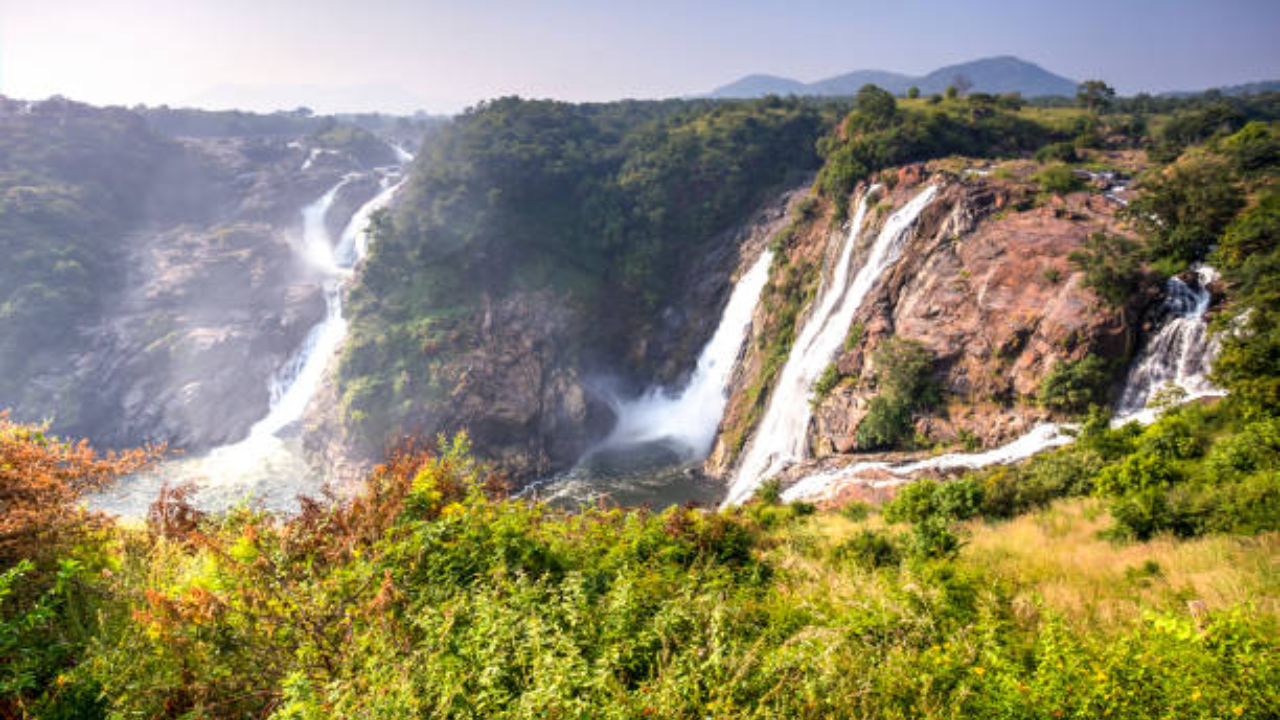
[762,501,1278,637]
[962,498,1280,627]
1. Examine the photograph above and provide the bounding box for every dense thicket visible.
[1,427,1275,719]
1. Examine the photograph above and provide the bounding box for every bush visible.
[1034,163,1086,195]
[1220,120,1280,173]
[1124,159,1244,266]
[1068,232,1144,306]
[855,338,940,450]
[1037,355,1112,412]
[833,529,901,568]
[1035,142,1079,164]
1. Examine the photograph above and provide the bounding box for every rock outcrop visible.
[710,160,1153,482]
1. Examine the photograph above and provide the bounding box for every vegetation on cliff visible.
[339,97,829,445]
[0,99,177,395]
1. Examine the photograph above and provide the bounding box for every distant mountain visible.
[1161,80,1280,98]
[707,56,1078,99]
[707,74,810,98]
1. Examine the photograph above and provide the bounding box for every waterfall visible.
[724,184,937,506]
[1114,265,1223,423]
[599,248,775,460]
[776,267,1224,505]
[522,246,777,508]
[93,151,411,516]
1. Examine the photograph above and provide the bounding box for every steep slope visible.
[711,157,1154,497]
[326,98,826,481]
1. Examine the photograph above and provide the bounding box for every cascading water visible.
[600,248,775,459]
[724,184,937,506]
[528,248,776,507]
[775,266,1225,505]
[93,156,410,516]
[1114,265,1222,423]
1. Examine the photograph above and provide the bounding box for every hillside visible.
[708,55,1078,98]
[0,97,410,452]
[323,97,829,479]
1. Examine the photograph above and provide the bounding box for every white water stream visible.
[1113,265,1223,424]
[724,185,937,506]
[94,158,409,516]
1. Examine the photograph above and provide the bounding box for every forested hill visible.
[336,97,831,458]
[0,98,179,391]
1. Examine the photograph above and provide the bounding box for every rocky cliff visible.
[710,156,1155,483]
[304,185,804,485]
[1,98,396,452]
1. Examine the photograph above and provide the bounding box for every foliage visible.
[1037,355,1113,412]
[815,92,1056,215]
[0,425,1272,717]
[1210,188,1280,414]
[1034,141,1078,163]
[0,412,160,568]
[1068,232,1145,307]
[1124,159,1244,267]
[0,413,160,714]
[1033,163,1085,194]
[855,338,939,450]
[1076,80,1116,113]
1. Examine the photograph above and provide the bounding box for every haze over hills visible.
[708,56,1079,98]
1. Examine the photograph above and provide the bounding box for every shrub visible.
[754,477,783,505]
[1068,232,1144,307]
[855,338,940,450]
[1220,120,1280,173]
[1033,163,1086,195]
[1035,142,1079,164]
[833,529,901,568]
[811,362,842,405]
[1124,159,1244,266]
[1037,355,1112,412]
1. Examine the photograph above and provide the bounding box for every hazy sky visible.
[3,0,1278,114]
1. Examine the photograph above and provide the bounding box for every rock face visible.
[12,131,384,452]
[302,186,805,484]
[710,162,1151,480]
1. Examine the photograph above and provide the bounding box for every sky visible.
[2,0,1278,114]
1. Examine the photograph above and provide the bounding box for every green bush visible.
[832,529,901,568]
[1034,163,1086,194]
[1124,159,1244,266]
[855,338,940,450]
[1037,355,1113,412]
[1035,141,1079,164]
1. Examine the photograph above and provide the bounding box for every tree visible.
[906,86,920,99]
[1068,232,1144,307]
[945,86,959,101]
[855,338,939,449]
[853,84,898,131]
[1124,159,1244,266]
[951,73,973,97]
[1077,80,1116,113]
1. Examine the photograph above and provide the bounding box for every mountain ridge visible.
[708,55,1079,98]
